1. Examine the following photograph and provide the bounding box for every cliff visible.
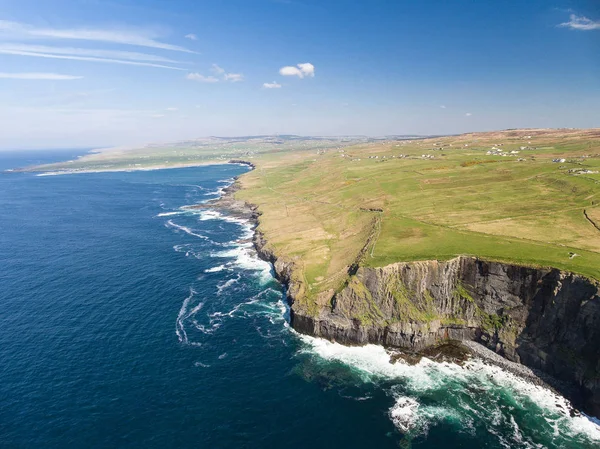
[222,159,600,418]
[254,240,600,417]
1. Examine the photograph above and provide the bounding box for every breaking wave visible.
[167,176,283,353]
[210,244,272,283]
[175,288,200,344]
[296,336,600,447]
[165,220,210,240]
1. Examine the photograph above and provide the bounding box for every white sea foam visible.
[389,395,419,433]
[298,336,600,443]
[204,265,228,273]
[157,211,185,217]
[197,210,252,233]
[209,297,259,320]
[211,244,272,283]
[389,387,465,436]
[192,320,221,335]
[207,289,282,323]
[198,210,223,221]
[203,187,226,197]
[173,244,199,258]
[217,275,240,294]
[166,220,209,240]
[175,288,197,344]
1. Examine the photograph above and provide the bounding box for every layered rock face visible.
[283,256,600,416]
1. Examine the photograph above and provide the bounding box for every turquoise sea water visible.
[1,151,599,448]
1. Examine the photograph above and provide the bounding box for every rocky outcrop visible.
[276,256,600,417]
[228,159,256,169]
[227,161,600,417]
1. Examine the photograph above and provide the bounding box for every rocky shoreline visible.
[208,161,600,419]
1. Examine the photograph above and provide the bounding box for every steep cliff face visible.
[284,256,600,417]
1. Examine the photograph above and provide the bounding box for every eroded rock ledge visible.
[255,238,600,417]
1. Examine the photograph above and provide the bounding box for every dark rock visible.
[278,257,600,417]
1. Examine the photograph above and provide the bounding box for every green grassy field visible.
[235,128,600,306]
[20,136,365,173]
[23,128,600,308]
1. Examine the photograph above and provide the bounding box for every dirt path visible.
[584,209,600,233]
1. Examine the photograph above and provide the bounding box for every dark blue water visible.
[1,152,599,449]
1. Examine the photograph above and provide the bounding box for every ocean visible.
[1,151,599,449]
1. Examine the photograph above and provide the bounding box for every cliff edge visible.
[254,234,600,417]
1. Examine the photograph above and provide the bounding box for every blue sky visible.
[0,0,598,148]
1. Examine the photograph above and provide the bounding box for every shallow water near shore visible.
[1,152,599,448]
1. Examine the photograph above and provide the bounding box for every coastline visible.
[17,159,251,176]
[203,163,589,417]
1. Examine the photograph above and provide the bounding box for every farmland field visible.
[23,128,600,304]
[234,128,600,304]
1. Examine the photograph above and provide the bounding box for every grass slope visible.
[236,129,600,306]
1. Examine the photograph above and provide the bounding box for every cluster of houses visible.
[486,147,521,157]
[568,168,599,175]
[367,154,408,160]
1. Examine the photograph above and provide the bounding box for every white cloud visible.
[185,33,198,40]
[151,114,165,118]
[440,105,447,109]
[559,14,600,31]
[188,69,244,83]
[0,43,180,63]
[279,66,302,77]
[166,107,178,111]
[465,112,472,117]
[0,45,184,70]
[186,72,219,83]
[224,73,244,82]
[297,63,315,77]
[0,72,82,80]
[263,81,282,89]
[211,64,225,74]
[0,19,194,52]
[279,62,315,78]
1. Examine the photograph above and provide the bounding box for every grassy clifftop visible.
[236,128,600,306]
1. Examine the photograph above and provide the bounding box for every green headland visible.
[24,128,600,306]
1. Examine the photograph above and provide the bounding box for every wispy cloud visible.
[0,43,180,63]
[184,33,197,40]
[279,62,315,78]
[166,107,178,111]
[187,67,244,83]
[440,105,446,109]
[211,64,225,74]
[465,112,472,117]
[0,72,82,80]
[224,73,244,82]
[263,81,282,89]
[186,72,219,83]
[558,14,600,31]
[0,19,194,52]
[0,46,185,70]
